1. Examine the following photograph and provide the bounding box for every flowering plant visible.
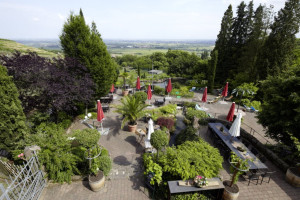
[194,175,208,187]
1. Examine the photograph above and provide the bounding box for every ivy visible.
[143,153,163,185]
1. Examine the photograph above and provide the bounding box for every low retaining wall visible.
[206,118,289,172]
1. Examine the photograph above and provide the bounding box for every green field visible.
[0,39,58,58]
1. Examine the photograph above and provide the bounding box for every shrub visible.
[134,91,147,102]
[143,153,163,185]
[170,87,194,98]
[153,86,165,96]
[150,130,169,157]
[96,155,112,176]
[158,140,223,180]
[175,126,198,145]
[172,82,181,89]
[171,193,209,200]
[157,117,175,131]
[26,123,79,183]
[159,104,177,115]
[183,102,196,108]
[185,107,208,121]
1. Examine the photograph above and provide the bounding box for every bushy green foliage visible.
[26,123,79,183]
[159,104,177,115]
[257,67,300,144]
[170,87,194,98]
[229,152,250,186]
[153,86,165,96]
[158,140,223,180]
[0,65,28,152]
[171,193,209,200]
[78,112,97,120]
[150,130,169,153]
[95,155,112,176]
[72,129,100,149]
[183,102,196,108]
[143,153,163,185]
[134,91,147,102]
[175,126,199,145]
[185,107,208,121]
[143,104,177,121]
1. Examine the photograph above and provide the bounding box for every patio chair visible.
[189,87,196,92]
[243,105,251,112]
[225,95,233,101]
[250,106,259,113]
[246,170,263,185]
[260,171,276,184]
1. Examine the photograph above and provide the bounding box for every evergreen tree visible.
[258,0,300,79]
[214,5,233,84]
[227,1,248,78]
[60,10,116,97]
[207,50,218,92]
[0,65,27,152]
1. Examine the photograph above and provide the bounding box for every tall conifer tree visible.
[0,65,27,152]
[258,0,300,79]
[214,5,233,84]
[60,9,116,97]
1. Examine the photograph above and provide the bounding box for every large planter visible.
[286,167,300,187]
[128,124,137,133]
[122,90,129,96]
[222,181,239,200]
[89,171,105,192]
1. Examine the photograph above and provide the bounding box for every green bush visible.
[159,104,177,115]
[134,91,147,102]
[183,102,196,108]
[158,140,223,180]
[77,112,97,120]
[96,155,112,176]
[175,126,198,145]
[150,130,169,159]
[26,123,79,183]
[185,107,208,121]
[153,86,165,96]
[143,153,163,185]
[170,87,194,98]
[172,82,181,89]
[171,193,209,200]
[73,129,100,149]
[143,104,177,121]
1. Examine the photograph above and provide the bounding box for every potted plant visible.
[285,135,300,187]
[73,129,108,192]
[120,71,129,96]
[115,95,148,133]
[223,152,250,200]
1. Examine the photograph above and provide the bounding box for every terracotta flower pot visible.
[286,167,300,187]
[122,90,129,96]
[89,171,105,192]
[128,124,137,133]
[222,180,239,200]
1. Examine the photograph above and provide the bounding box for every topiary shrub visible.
[134,91,147,102]
[158,139,223,180]
[157,117,175,132]
[150,130,169,159]
[96,155,112,176]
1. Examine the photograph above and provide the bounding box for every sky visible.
[0,0,290,40]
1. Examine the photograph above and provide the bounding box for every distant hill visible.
[0,38,58,57]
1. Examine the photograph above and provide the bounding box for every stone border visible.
[206,118,289,172]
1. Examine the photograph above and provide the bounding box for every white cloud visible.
[33,17,40,21]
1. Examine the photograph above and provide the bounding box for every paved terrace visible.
[40,90,300,200]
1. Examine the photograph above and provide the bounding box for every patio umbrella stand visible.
[165,78,172,100]
[96,100,109,135]
[220,82,228,104]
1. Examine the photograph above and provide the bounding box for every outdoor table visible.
[208,123,268,170]
[167,178,224,200]
[155,98,165,106]
[102,105,110,112]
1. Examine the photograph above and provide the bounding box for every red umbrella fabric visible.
[226,102,235,122]
[136,76,141,90]
[202,87,207,102]
[97,100,104,122]
[147,85,152,100]
[222,82,228,97]
[110,84,115,93]
[166,78,172,93]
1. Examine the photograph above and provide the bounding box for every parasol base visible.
[165,97,172,100]
[97,128,110,135]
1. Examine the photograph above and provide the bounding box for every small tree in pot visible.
[115,95,148,133]
[150,129,169,159]
[73,129,111,192]
[223,152,250,200]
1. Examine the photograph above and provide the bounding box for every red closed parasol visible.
[222,82,228,97]
[166,78,172,93]
[110,84,115,93]
[97,100,104,122]
[226,102,235,122]
[136,76,141,90]
[202,87,207,102]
